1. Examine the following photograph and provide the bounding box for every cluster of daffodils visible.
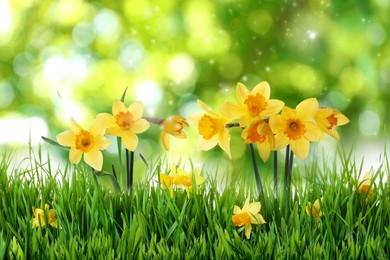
[159,164,205,198]
[190,81,349,161]
[56,100,189,171]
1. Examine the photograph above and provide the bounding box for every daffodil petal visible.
[233,206,242,215]
[56,130,75,147]
[128,101,144,120]
[69,148,83,164]
[96,113,117,128]
[290,138,310,160]
[269,115,285,134]
[252,81,270,100]
[161,132,170,151]
[106,126,125,137]
[84,149,103,170]
[281,106,295,120]
[296,98,318,121]
[94,135,112,150]
[90,118,107,136]
[122,132,139,151]
[217,130,231,159]
[252,213,266,225]
[245,223,252,239]
[236,82,250,105]
[273,133,289,150]
[239,115,257,127]
[247,201,260,214]
[328,128,340,139]
[132,119,150,133]
[262,99,284,117]
[70,118,82,134]
[220,101,246,121]
[336,112,350,125]
[112,100,127,115]
[197,136,218,151]
[304,122,323,142]
[187,113,203,127]
[197,99,217,116]
[257,141,271,162]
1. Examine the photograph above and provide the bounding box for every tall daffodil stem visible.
[249,144,263,196]
[126,149,135,195]
[273,151,278,198]
[284,145,290,192]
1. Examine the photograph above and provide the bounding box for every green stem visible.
[284,145,290,192]
[249,144,263,196]
[91,167,98,187]
[126,149,135,195]
[273,151,278,198]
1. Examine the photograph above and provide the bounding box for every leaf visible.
[93,171,121,193]
[41,136,70,151]
[120,87,128,102]
[139,153,149,169]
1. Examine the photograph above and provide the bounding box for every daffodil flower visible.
[269,98,324,160]
[159,173,174,197]
[305,198,323,220]
[171,164,205,198]
[161,116,189,151]
[96,100,150,151]
[315,108,349,139]
[242,121,274,162]
[188,100,232,158]
[56,118,111,170]
[232,199,266,239]
[220,82,284,127]
[358,172,374,201]
[32,204,58,228]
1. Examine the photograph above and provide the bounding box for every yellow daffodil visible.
[220,82,284,127]
[32,204,58,228]
[358,172,374,201]
[242,120,274,162]
[269,98,323,160]
[161,116,189,151]
[232,199,266,239]
[96,100,150,151]
[315,108,349,139]
[159,173,174,197]
[171,164,205,198]
[188,100,232,158]
[305,198,323,220]
[56,118,111,170]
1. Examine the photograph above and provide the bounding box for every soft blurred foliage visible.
[1,0,390,170]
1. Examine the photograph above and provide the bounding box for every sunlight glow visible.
[0,117,48,145]
[0,0,12,34]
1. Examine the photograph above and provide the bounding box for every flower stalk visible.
[249,144,263,196]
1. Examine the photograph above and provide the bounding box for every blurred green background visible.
[1,0,389,176]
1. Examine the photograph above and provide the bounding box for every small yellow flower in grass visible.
[315,108,349,139]
[220,81,284,127]
[171,164,205,198]
[32,204,58,228]
[305,198,323,220]
[188,100,232,158]
[232,199,266,239]
[269,98,324,160]
[161,116,189,151]
[358,172,374,201]
[56,118,111,170]
[159,173,174,197]
[242,120,274,162]
[96,100,150,151]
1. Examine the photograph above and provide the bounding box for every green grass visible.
[0,146,389,259]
